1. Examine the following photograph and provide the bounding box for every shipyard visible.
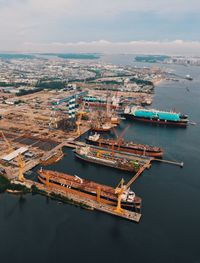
[1,0,200,261]
[0,54,193,223]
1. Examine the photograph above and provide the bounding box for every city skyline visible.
[0,0,200,54]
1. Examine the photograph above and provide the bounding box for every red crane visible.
[112,125,130,151]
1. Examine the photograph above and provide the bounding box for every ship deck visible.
[87,138,162,152]
[40,170,116,194]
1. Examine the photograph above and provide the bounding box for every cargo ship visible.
[123,106,188,127]
[38,169,141,210]
[75,146,142,172]
[86,133,163,158]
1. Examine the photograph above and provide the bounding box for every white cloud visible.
[22,40,200,56]
[0,0,200,51]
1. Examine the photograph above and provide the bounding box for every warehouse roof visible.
[2,147,28,162]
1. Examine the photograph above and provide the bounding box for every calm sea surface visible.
[0,55,200,263]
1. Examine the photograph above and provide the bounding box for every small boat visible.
[6,189,23,194]
[185,75,193,80]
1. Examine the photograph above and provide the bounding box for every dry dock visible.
[13,179,142,223]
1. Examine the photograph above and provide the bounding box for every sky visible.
[0,0,200,55]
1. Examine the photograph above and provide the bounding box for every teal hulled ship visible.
[123,106,188,127]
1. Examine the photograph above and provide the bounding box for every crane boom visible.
[114,162,151,214]
[112,127,119,139]
[125,163,150,190]
[112,125,130,143]
[118,125,130,142]
[0,131,13,152]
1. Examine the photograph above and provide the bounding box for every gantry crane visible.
[0,131,25,181]
[114,162,150,214]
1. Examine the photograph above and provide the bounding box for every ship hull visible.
[75,152,136,172]
[38,170,141,210]
[123,114,188,127]
[86,139,163,158]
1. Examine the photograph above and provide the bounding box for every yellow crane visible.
[0,131,25,181]
[75,111,87,136]
[96,149,111,158]
[114,178,126,214]
[76,112,83,136]
[0,131,13,153]
[17,154,25,182]
[114,163,150,214]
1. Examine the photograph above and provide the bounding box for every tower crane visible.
[0,131,25,181]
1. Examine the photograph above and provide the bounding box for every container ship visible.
[75,146,143,172]
[38,169,141,210]
[86,133,163,158]
[123,106,188,127]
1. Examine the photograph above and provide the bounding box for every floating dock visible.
[13,179,142,223]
